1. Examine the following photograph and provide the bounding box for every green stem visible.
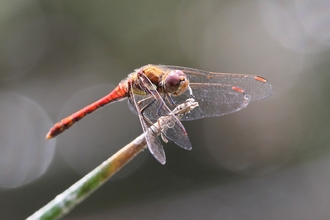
[26,133,147,220]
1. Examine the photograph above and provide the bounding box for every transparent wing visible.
[128,81,166,164]
[129,72,192,164]
[129,74,192,153]
[141,65,273,121]
[160,65,274,101]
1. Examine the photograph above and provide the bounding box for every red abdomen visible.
[46,83,128,139]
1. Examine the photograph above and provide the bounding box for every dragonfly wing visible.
[128,82,166,164]
[159,65,274,101]
[142,65,272,121]
[173,83,251,121]
[137,82,251,121]
[128,94,192,150]
[134,72,192,151]
[161,118,192,150]
[146,131,166,164]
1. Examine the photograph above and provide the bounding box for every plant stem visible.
[26,133,147,220]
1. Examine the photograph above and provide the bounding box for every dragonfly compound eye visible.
[165,70,189,96]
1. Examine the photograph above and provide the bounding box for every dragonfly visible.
[46,64,273,164]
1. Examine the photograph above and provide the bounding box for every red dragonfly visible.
[46,64,273,164]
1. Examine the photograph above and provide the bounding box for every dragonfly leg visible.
[155,94,178,118]
[158,94,179,116]
[138,95,172,143]
[187,85,195,99]
[137,96,170,143]
[138,96,154,114]
[166,94,176,106]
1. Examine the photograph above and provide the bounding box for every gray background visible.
[1,0,330,219]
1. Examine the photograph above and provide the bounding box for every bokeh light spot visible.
[0,93,55,188]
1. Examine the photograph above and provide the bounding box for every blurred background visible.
[1,0,330,219]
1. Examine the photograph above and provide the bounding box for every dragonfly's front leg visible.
[165,94,176,106]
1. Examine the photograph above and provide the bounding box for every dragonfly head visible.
[164,70,189,96]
